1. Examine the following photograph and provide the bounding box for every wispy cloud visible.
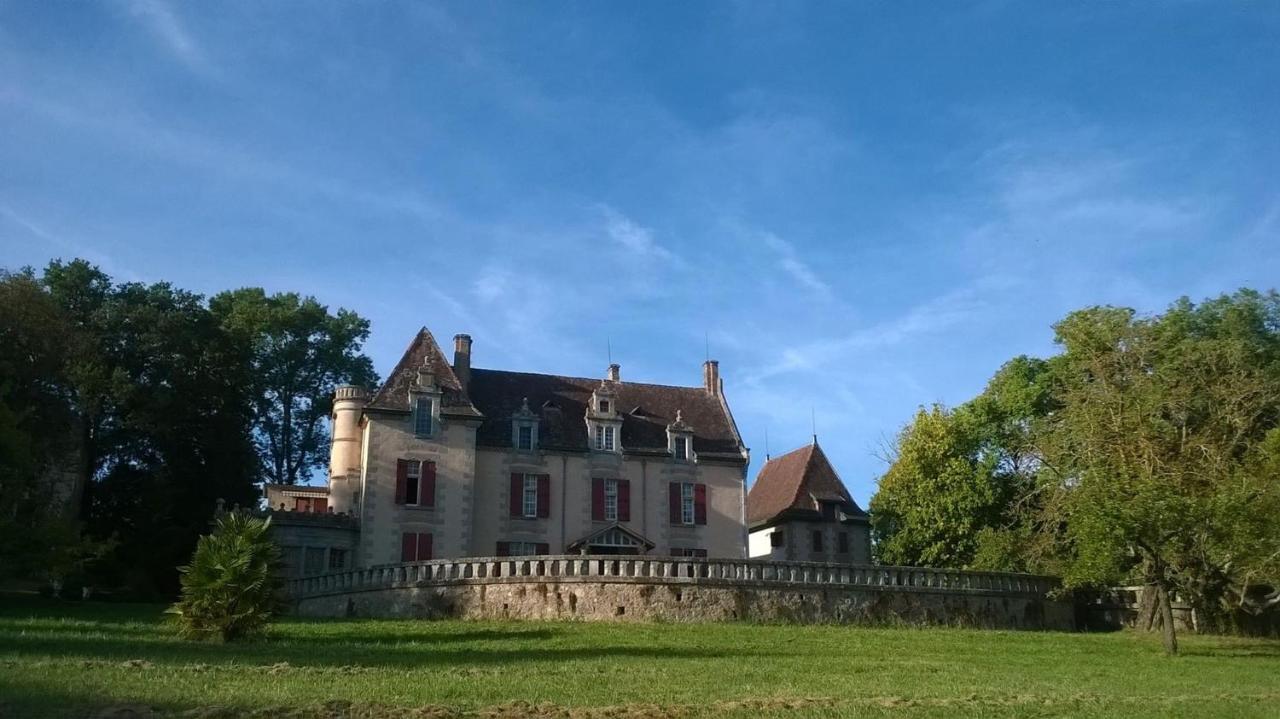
[124,0,214,76]
[760,231,833,299]
[599,205,681,266]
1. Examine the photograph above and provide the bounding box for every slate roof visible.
[468,369,745,460]
[365,328,479,415]
[746,442,866,527]
[364,327,746,462]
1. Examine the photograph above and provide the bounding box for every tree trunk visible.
[1138,584,1159,632]
[1157,583,1179,656]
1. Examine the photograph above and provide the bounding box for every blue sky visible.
[2,2,1278,504]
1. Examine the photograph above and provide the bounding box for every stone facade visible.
[288,556,1073,630]
[267,327,751,575]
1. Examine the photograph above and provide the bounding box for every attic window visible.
[517,425,534,451]
[673,436,688,461]
[413,397,433,437]
[594,424,616,451]
[599,400,610,413]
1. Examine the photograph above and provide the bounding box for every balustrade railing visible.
[285,555,1058,599]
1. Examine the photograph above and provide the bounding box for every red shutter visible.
[669,482,681,524]
[294,497,308,512]
[313,497,327,513]
[400,532,416,562]
[421,461,436,507]
[509,473,522,517]
[537,474,550,518]
[417,533,432,561]
[618,479,631,522]
[496,541,510,557]
[395,459,408,505]
[694,483,707,525]
[536,543,550,555]
[591,478,605,521]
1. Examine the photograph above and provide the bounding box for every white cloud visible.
[760,231,833,299]
[125,0,214,76]
[599,205,679,265]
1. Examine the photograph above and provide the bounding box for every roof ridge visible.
[471,366,705,391]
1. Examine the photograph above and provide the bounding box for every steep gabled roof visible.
[467,369,745,460]
[365,327,478,414]
[746,441,865,527]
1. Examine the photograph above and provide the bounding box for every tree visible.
[169,512,282,642]
[211,289,377,486]
[1037,293,1280,653]
[869,405,1005,567]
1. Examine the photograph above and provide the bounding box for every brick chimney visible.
[703,359,720,396]
[453,334,472,394]
[607,363,621,382]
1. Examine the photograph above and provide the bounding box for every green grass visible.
[1,598,1278,718]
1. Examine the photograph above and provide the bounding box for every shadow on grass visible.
[0,627,760,670]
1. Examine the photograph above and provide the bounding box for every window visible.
[414,396,433,436]
[401,532,432,562]
[405,461,421,505]
[838,531,849,554]
[328,548,347,570]
[594,424,615,451]
[671,547,707,558]
[517,424,533,450]
[604,479,618,521]
[770,531,785,548]
[599,400,610,413]
[821,502,837,521]
[681,483,695,525]
[304,547,326,575]
[673,436,688,461]
[522,474,538,518]
[812,530,824,553]
[507,541,541,556]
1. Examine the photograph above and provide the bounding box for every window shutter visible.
[536,542,550,555]
[694,483,707,525]
[509,473,522,517]
[314,497,327,513]
[421,461,436,507]
[417,533,432,561]
[400,532,416,562]
[294,497,308,512]
[591,478,605,521]
[496,541,510,557]
[669,482,681,524]
[395,460,408,505]
[618,479,631,522]
[537,474,551,518]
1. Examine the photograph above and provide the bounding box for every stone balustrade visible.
[285,555,1057,601]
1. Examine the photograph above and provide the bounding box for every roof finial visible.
[811,407,818,445]
[764,426,771,461]
[607,336,612,366]
[704,330,710,363]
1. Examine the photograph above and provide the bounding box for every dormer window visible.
[673,436,688,461]
[413,397,433,437]
[595,424,616,451]
[666,409,695,463]
[599,399,610,413]
[510,397,540,452]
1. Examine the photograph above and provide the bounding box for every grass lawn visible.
[1,598,1278,718]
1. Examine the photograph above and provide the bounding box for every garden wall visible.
[287,556,1074,630]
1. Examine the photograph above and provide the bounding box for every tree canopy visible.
[869,289,1280,650]
[0,260,376,596]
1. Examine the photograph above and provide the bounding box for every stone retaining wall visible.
[288,556,1074,630]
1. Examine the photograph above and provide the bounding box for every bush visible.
[168,512,282,642]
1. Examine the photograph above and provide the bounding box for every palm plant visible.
[168,512,282,642]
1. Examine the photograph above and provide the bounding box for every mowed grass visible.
[1,598,1278,718]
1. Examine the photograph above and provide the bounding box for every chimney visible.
[607,363,621,382]
[703,359,720,396]
[453,334,472,394]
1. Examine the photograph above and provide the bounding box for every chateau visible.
[265,328,751,574]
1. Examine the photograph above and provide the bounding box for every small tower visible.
[327,384,368,512]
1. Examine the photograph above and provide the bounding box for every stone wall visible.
[288,556,1073,630]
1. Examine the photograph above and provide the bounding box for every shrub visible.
[168,512,282,642]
